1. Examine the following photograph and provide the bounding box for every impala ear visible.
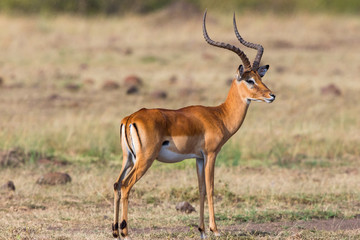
[236,65,244,80]
[257,65,269,77]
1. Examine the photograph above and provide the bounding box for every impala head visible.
[203,11,275,104]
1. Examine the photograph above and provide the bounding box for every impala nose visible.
[265,93,276,103]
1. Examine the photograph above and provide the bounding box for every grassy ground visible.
[0,9,360,239]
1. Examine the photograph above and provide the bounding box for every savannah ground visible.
[0,7,360,240]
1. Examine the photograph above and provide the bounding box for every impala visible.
[112,11,275,239]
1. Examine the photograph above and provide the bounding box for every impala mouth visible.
[265,96,275,103]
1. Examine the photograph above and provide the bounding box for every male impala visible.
[112,11,275,239]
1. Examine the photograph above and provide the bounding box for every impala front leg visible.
[196,158,206,239]
[205,153,220,236]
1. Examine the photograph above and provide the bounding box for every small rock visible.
[1,181,15,191]
[321,84,341,96]
[0,76,3,86]
[124,48,133,55]
[176,201,196,214]
[65,83,81,92]
[36,172,71,185]
[151,90,167,99]
[124,75,143,87]
[48,94,60,101]
[102,80,120,90]
[126,85,139,95]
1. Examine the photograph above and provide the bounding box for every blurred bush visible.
[0,0,359,15]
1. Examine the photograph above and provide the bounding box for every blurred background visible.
[1,1,360,239]
[1,0,360,15]
[0,0,359,165]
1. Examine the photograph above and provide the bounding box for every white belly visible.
[157,146,200,163]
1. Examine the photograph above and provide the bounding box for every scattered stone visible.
[48,94,60,101]
[176,201,196,214]
[124,48,133,55]
[151,90,167,99]
[0,76,3,86]
[124,75,143,87]
[36,172,71,185]
[320,84,341,96]
[102,80,120,90]
[65,83,81,92]
[0,181,15,191]
[126,85,139,95]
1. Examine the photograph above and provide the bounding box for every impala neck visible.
[219,79,250,137]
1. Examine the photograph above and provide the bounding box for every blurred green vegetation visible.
[0,0,360,15]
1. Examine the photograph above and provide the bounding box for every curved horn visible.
[233,13,264,70]
[203,11,251,70]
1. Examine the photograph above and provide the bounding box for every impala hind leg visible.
[205,153,220,237]
[196,158,207,239]
[113,152,134,239]
[119,155,155,239]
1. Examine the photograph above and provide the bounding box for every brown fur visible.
[112,70,274,238]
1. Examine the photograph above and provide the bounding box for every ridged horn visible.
[233,13,264,70]
[203,11,251,70]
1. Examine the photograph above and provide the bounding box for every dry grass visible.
[1,165,360,239]
[0,10,360,239]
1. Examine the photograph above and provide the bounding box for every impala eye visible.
[245,79,255,85]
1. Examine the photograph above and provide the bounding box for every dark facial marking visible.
[113,182,118,190]
[162,140,170,146]
[121,232,126,237]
